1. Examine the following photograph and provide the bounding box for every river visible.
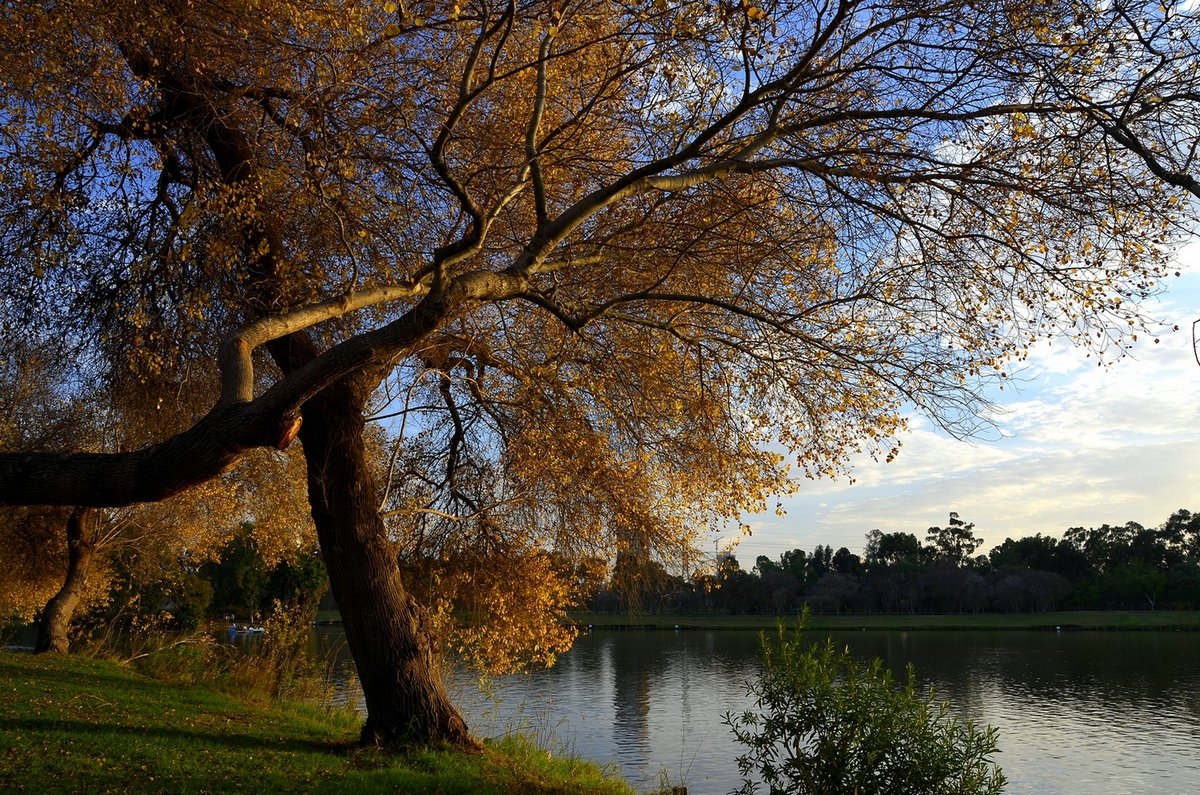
[319,626,1200,794]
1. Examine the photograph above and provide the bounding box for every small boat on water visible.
[226,623,266,638]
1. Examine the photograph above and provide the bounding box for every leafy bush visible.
[724,620,1005,795]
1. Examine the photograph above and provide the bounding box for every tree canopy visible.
[1,0,1196,747]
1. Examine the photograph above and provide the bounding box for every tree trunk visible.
[35,507,98,654]
[298,381,476,749]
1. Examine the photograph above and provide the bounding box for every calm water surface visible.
[321,627,1200,794]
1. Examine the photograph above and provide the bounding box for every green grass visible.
[571,610,1200,631]
[0,651,638,794]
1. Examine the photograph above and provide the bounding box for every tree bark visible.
[35,508,99,654]
[298,379,477,749]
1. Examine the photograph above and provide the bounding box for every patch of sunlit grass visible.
[0,651,638,794]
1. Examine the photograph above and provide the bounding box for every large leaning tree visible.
[1,0,1196,747]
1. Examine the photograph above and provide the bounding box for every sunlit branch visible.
[219,280,432,404]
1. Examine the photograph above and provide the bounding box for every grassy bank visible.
[0,651,636,794]
[571,610,1200,631]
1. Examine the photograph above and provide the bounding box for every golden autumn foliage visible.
[0,441,315,627]
[0,507,75,621]
[418,546,580,674]
[0,0,1196,691]
[0,341,315,624]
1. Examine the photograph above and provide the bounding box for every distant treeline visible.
[587,509,1200,615]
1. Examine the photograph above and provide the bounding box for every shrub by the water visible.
[724,618,1005,795]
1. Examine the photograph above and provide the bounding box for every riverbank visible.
[570,609,1200,631]
[0,651,637,794]
[311,608,1200,631]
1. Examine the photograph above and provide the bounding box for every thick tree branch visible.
[1102,119,1200,199]
[1,269,528,507]
[0,401,298,507]
[219,280,431,404]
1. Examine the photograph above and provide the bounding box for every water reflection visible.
[612,636,652,772]
[824,630,1200,795]
[320,628,1200,795]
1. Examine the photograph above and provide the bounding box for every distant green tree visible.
[831,547,862,576]
[202,524,268,620]
[1064,523,1135,572]
[173,573,214,631]
[989,569,1071,613]
[779,549,810,583]
[1105,563,1169,611]
[864,530,925,569]
[84,566,211,635]
[1126,524,1176,570]
[1160,509,1200,562]
[755,555,782,577]
[925,513,982,566]
[725,618,1005,795]
[264,551,329,612]
[808,545,833,580]
[806,573,860,615]
[714,553,769,614]
[1166,563,1200,610]
[988,534,1086,578]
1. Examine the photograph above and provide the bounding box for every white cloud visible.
[736,255,1200,564]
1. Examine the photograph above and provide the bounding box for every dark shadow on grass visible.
[0,716,357,757]
[0,656,163,693]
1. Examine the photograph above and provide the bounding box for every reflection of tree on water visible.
[610,634,655,775]
[851,630,990,720]
[607,630,764,786]
[826,630,1200,722]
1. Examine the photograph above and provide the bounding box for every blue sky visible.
[735,241,1200,564]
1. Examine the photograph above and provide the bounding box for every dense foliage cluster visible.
[63,522,328,643]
